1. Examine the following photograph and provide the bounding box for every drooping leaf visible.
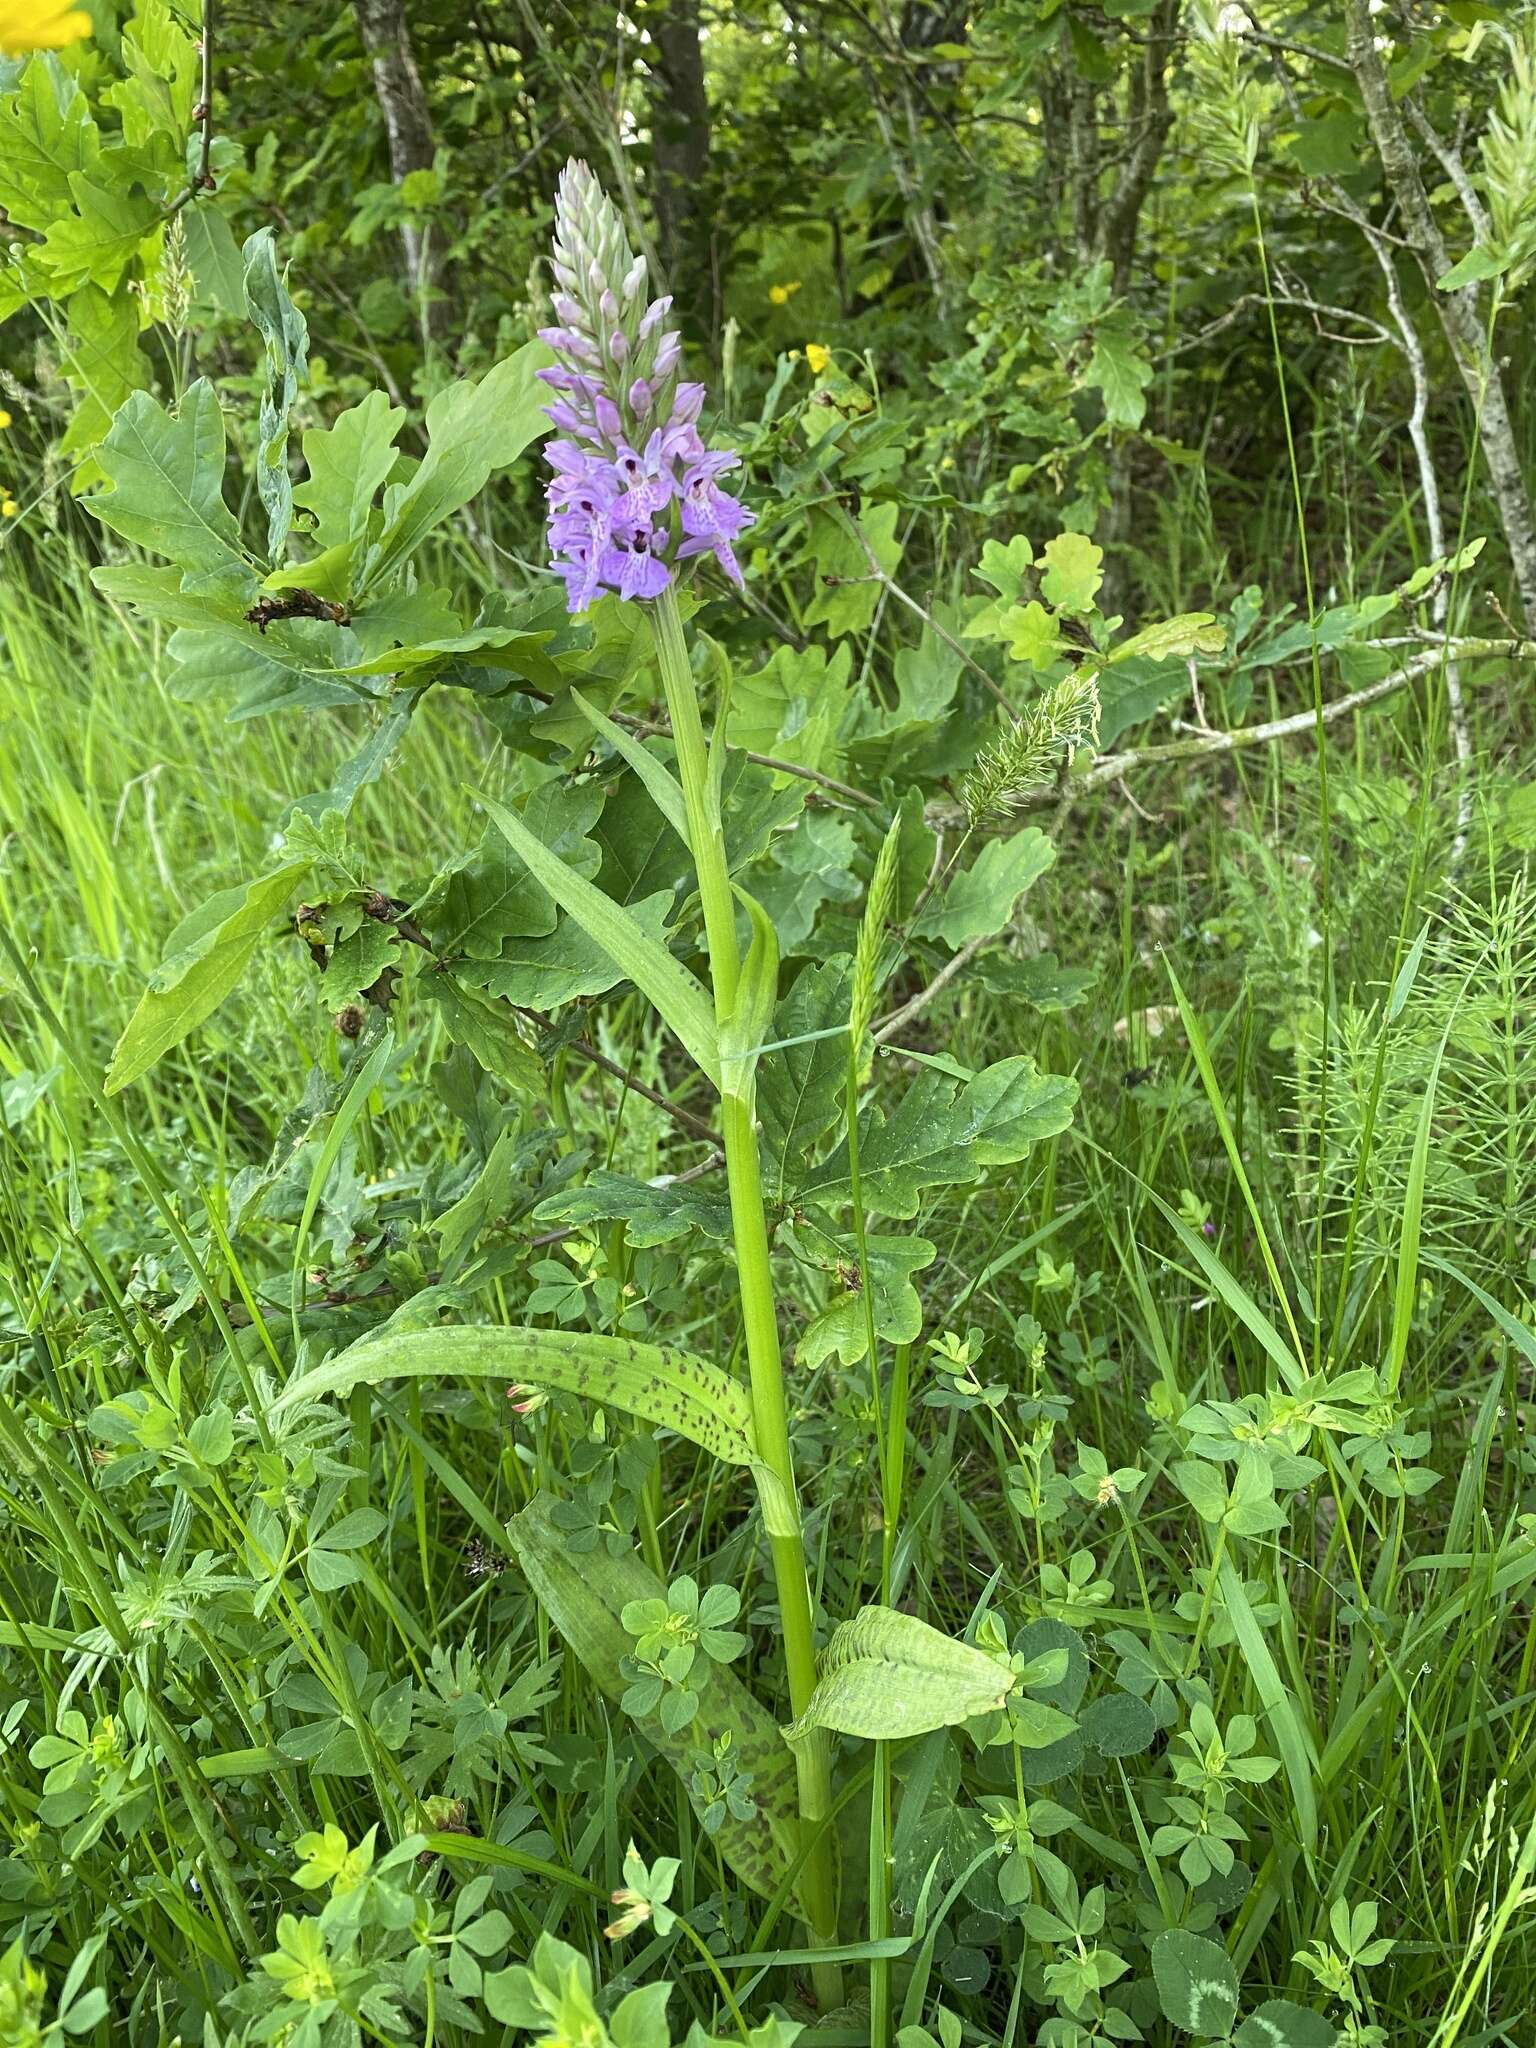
[505,1496,805,1915]
[243,227,309,558]
[533,1171,733,1247]
[423,978,544,1095]
[757,958,853,1206]
[794,1057,1077,1216]
[785,1606,1016,1742]
[105,861,310,1093]
[277,1324,758,1467]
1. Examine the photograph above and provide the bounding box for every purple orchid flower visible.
[540,159,752,613]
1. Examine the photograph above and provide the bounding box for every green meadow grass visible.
[1,529,1533,2044]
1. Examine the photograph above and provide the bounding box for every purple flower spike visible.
[540,158,751,613]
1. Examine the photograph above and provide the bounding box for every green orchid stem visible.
[650,588,842,2009]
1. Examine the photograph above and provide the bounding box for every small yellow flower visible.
[0,0,91,54]
[0,411,11,430]
[1,499,17,519]
[767,280,802,306]
[805,342,832,375]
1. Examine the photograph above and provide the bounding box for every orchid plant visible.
[263,162,1092,2003]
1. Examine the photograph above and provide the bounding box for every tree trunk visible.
[1095,0,1178,296]
[649,0,713,330]
[354,0,443,327]
[1346,0,1536,625]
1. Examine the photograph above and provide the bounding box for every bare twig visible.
[873,930,992,1044]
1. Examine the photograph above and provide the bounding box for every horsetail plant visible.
[274,160,1065,2018]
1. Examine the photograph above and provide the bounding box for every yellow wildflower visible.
[0,0,91,54]
[1,499,17,518]
[0,411,11,430]
[767,280,802,306]
[805,342,832,375]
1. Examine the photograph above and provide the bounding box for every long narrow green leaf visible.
[1145,1188,1304,1393]
[1218,1559,1318,1855]
[275,1323,758,1465]
[570,688,690,846]
[1385,1021,1449,1393]
[506,1494,806,1915]
[477,787,720,1087]
[1165,961,1309,1368]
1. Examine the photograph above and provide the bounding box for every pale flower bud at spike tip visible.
[540,157,754,616]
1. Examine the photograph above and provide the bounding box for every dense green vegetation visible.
[1,3,1534,2045]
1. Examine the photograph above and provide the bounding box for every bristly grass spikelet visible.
[850,815,902,1047]
[960,674,1100,825]
[1482,21,1536,292]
